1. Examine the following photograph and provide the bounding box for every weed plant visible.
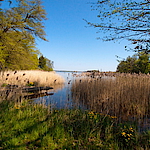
[0,100,149,150]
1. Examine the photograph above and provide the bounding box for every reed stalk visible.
[71,73,150,130]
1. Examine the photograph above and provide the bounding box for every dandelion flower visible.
[29,82,34,85]
[121,132,126,136]
[129,128,134,132]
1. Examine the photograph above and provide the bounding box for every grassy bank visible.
[0,101,150,150]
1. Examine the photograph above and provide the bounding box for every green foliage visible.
[39,55,46,69]
[136,52,150,73]
[115,124,137,149]
[1,31,40,70]
[86,0,150,52]
[39,55,53,71]
[0,101,149,149]
[0,0,47,41]
[117,52,150,73]
[0,0,47,70]
[45,58,54,71]
[1,83,8,87]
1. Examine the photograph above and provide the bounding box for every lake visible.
[34,71,86,109]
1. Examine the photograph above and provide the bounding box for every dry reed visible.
[71,73,150,129]
[0,70,65,102]
[0,70,65,87]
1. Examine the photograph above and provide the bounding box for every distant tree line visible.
[0,0,53,71]
[117,52,150,74]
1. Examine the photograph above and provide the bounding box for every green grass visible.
[0,101,150,150]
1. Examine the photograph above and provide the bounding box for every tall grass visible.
[71,74,150,130]
[0,70,65,87]
[0,100,149,150]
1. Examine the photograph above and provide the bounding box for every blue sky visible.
[37,0,135,71]
[2,0,135,71]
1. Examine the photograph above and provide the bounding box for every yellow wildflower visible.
[29,82,34,85]
[15,106,20,109]
[129,128,134,132]
[121,132,126,136]
[127,134,131,137]
[111,116,117,119]
[88,111,94,115]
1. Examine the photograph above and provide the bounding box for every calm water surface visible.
[34,71,86,109]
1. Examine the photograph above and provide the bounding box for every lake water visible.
[34,71,86,109]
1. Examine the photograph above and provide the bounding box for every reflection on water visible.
[34,71,86,109]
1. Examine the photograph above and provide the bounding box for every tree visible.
[45,58,54,71]
[0,28,40,70]
[3,31,39,70]
[117,56,138,73]
[0,0,47,70]
[39,55,46,69]
[0,0,47,41]
[136,52,150,73]
[117,52,150,73]
[85,0,150,53]
[39,55,53,71]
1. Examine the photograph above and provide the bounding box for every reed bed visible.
[71,74,150,130]
[0,70,65,87]
[0,70,65,102]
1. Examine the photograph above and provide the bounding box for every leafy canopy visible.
[117,52,150,73]
[39,55,53,71]
[0,0,47,41]
[0,0,50,70]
